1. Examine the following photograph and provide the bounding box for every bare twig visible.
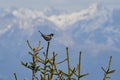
[27,40,32,50]
[102,56,115,80]
[14,73,18,80]
[26,40,43,80]
[56,58,67,65]
[66,47,71,80]
[78,51,82,80]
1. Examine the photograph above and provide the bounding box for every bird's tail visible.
[38,31,43,35]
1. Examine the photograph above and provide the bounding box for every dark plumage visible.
[38,31,54,41]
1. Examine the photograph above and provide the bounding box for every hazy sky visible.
[0,0,120,12]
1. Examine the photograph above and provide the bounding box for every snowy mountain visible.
[0,3,120,80]
[43,7,67,16]
[0,3,120,53]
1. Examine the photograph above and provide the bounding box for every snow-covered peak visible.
[0,3,110,33]
[47,3,109,30]
[43,7,66,16]
[0,3,120,53]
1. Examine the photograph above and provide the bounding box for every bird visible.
[38,31,54,41]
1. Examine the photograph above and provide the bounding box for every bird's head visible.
[50,33,54,37]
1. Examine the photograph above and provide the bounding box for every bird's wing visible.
[39,31,48,39]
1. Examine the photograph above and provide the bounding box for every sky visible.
[0,0,120,80]
[0,0,120,12]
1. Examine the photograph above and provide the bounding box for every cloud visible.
[0,3,120,54]
[0,3,108,33]
[47,3,109,31]
[82,37,120,55]
[0,25,12,35]
[55,32,74,47]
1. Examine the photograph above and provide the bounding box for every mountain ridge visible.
[0,3,120,53]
